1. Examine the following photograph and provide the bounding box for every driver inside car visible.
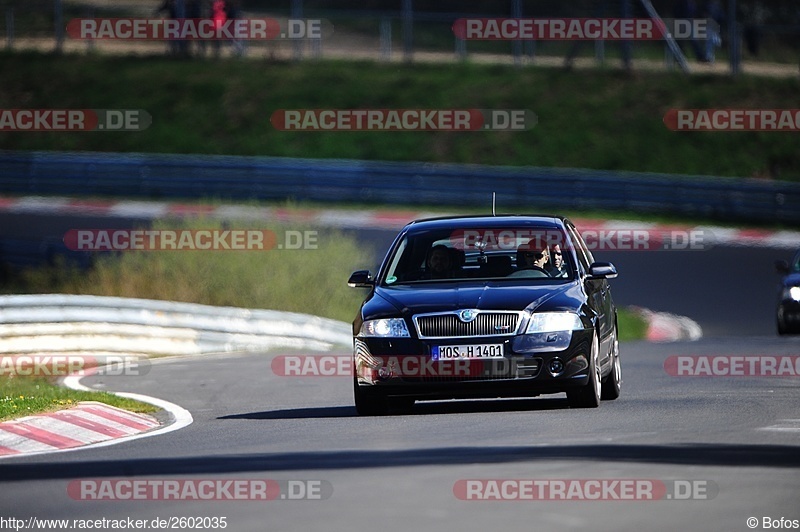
[509,241,551,278]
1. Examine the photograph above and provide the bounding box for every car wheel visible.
[353,378,388,416]
[601,327,621,401]
[567,333,601,409]
[777,309,788,335]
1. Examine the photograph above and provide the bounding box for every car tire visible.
[567,333,601,409]
[777,310,789,335]
[353,378,389,416]
[601,328,621,401]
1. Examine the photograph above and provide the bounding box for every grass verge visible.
[617,308,649,342]
[0,52,798,180]
[0,377,158,422]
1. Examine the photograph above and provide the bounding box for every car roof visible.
[401,214,569,231]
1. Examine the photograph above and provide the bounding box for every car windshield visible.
[381,225,574,285]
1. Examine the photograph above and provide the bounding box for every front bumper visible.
[354,329,594,400]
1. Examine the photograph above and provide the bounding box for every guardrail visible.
[0,294,352,357]
[1,150,798,223]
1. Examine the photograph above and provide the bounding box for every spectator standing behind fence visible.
[701,0,724,63]
[673,0,709,62]
[187,0,206,57]
[740,2,766,57]
[154,0,178,55]
[226,0,247,57]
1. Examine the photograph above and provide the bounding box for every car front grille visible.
[414,311,523,339]
[400,357,542,383]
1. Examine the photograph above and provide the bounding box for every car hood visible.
[364,281,586,319]
[782,273,800,287]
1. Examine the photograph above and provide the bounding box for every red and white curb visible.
[631,306,703,343]
[2,195,800,249]
[0,372,193,459]
[0,401,158,457]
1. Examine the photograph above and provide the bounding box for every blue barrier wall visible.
[1,150,798,223]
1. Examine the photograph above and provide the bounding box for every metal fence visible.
[0,293,352,355]
[1,0,798,76]
[1,150,798,224]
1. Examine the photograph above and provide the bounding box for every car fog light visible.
[378,366,393,380]
[548,358,565,376]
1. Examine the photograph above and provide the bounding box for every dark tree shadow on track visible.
[2,443,800,481]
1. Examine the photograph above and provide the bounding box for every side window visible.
[566,224,591,273]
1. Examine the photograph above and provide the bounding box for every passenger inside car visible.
[423,244,457,279]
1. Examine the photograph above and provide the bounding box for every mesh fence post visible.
[5,8,13,50]
[728,0,740,76]
[380,17,392,61]
[54,0,64,53]
[292,0,303,61]
[402,0,412,62]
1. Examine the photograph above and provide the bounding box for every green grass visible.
[0,376,157,421]
[617,308,649,342]
[0,52,799,180]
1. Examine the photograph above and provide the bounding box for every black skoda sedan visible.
[776,249,800,335]
[348,215,621,415]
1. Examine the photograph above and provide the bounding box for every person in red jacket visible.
[211,0,227,58]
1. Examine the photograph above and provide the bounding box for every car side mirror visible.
[588,262,618,279]
[775,260,790,274]
[348,270,374,288]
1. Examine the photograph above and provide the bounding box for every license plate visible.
[432,344,504,360]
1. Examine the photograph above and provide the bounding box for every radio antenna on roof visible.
[492,192,496,216]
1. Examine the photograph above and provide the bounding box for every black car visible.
[347,215,621,415]
[776,249,800,335]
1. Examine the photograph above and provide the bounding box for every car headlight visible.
[525,312,583,334]
[786,286,800,302]
[360,318,410,337]
[516,312,583,353]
